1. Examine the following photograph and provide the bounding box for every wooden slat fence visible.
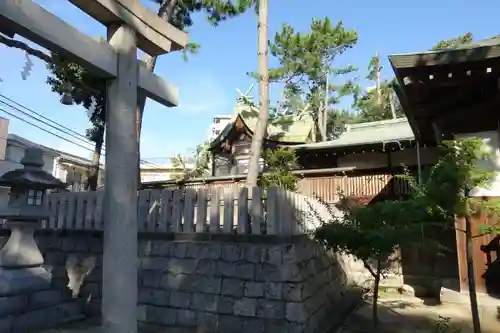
[0,188,328,236]
[150,173,411,203]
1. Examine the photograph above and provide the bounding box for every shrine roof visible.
[209,101,315,149]
[291,118,414,151]
[390,36,500,69]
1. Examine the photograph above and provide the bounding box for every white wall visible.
[141,171,177,182]
[208,116,231,142]
[0,142,101,207]
[336,147,438,170]
[3,144,55,174]
[0,143,58,207]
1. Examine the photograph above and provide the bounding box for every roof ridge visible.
[348,117,408,130]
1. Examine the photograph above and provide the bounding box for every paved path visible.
[37,294,500,333]
[338,294,499,333]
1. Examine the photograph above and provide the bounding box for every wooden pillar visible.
[102,25,139,333]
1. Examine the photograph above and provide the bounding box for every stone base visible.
[0,266,51,295]
[0,301,83,333]
[0,267,84,333]
[402,275,442,298]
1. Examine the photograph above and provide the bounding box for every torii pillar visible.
[103,24,140,333]
[0,1,187,332]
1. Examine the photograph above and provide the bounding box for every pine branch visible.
[0,34,52,63]
[0,35,102,96]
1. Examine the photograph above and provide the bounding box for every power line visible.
[0,99,95,149]
[0,106,97,153]
[0,93,89,142]
[0,94,160,167]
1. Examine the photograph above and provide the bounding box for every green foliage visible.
[249,17,358,139]
[431,32,473,51]
[402,138,496,220]
[316,137,498,267]
[258,148,298,191]
[46,0,252,137]
[314,137,497,329]
[266,18,357,87]
[316,196,423,272]
[352,53,404,123]
[351,33,474,124]
[46,55,106,142]
[171,142,212,180]
[431,316,461,333]
[151,0,253,60]
[326,109,363,139]
[353,78,404,122]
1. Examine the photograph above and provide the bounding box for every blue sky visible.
[0,0,499,161]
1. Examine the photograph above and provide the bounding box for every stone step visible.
[3,301,84,333]
[440,288,500,323]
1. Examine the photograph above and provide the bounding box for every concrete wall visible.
[7,231,361,333]
[0,118,9,160]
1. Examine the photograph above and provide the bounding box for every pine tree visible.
[46,0,253,189]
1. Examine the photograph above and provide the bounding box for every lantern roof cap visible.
[0,148,66,189]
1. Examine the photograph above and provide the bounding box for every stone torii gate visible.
[0,1,187,332]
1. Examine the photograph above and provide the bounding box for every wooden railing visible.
[11,188,329,236]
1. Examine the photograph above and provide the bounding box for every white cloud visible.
[176,73,231,114]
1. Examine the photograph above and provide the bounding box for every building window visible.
[27,189,44,205]
[214,118,220,124]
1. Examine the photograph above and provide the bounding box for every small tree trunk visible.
[311,117,318,142]
[372,258,382,331]
[246,0,269,188]
[375,52,381,106]
[465,213,482,333]
[135,0,178,187]
[86,127,104,191]
[320,71,329,141]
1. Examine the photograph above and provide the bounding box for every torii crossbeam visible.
[0,1,187,332]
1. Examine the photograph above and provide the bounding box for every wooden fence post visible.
[266,188,278,235]
[237,188,249,234]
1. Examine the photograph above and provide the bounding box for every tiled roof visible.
[209,100,315,149]
[291,117,414,150]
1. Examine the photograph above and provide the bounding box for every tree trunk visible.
[311,116,317,142]
[86,126,104,191]
[375,52,381,106]
[465,212,482,333]
[320,70,329,141]
[135,0,178,187]
[372,258,382,331]
[246,0,269,188]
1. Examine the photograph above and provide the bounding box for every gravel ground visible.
[337,294,499,333]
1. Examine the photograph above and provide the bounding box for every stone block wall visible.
[136,236,360,333]
[3,231,361,333]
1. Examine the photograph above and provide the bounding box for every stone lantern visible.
[0,147,65,294]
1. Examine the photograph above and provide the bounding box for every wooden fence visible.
[16,187,325,236]
[143,173,410,203]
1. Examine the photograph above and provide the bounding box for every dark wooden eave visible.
[390,37,500,69]
[389,37,500,145]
